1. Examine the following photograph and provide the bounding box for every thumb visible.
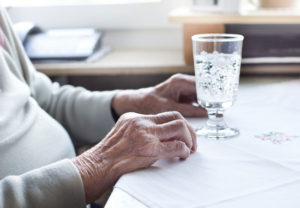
[171,102,207,117]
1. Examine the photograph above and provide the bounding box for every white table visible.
[106,79,300,208]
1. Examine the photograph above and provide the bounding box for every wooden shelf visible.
[34,49,193,76]
[169,8,300,24]
[168,7,300,65]
[34,48,300,76]
[34,9,300,76]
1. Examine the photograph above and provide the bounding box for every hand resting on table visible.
[72,73,206,204]
[72,111,196,203]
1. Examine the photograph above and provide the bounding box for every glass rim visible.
[192,33,244,42]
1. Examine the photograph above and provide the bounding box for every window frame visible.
[5,0,185,50]
[3,0,160,7]
[6,0,185,29]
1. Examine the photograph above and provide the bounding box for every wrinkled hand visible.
[112,73,207,118]
[72,111,196,203]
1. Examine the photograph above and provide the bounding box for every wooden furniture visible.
[34,49,191,76]
[34,48,300,76]
[33,9,300,76]
[260,0,297,8]
[168,8,300,65]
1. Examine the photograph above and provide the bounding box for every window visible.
[3,0,159,6]
[5,0,186,49]
[6,0,185,29]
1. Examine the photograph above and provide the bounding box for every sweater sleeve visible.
[0,159,86,208]
[30,71,119,146]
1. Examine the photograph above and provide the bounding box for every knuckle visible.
[144,91,156,100]
[119,114,127,122]
[122,116,140,128]
[126,117,155,133]
[157,111,179,120]
[171,73,183,79]
[119,112,135,121]
[176,119,186,129]
[170,111,183,120]
[170,73,183,84]
[177,112,185,120]
[120,112,144,123]
[153,112,167,120]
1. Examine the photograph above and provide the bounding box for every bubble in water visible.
[194,51,241,103]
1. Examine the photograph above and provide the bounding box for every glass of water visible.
[192,34,244,139]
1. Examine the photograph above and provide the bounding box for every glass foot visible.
[196,126,239,139]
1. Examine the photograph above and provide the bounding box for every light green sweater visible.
[0,6,118,207]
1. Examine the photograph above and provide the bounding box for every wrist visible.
[71,145,119,203]
[112,88,151,115]
[112,91,131,116]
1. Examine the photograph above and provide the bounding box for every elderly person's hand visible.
[72,111,196,203]
[112,73,207,118]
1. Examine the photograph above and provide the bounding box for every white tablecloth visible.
[114,80,300,208]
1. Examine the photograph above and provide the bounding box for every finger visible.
[171,75,198,103]
[171,102,207,118]
[150,111,184,124]
[150,111,197,152]
[159,140,190,160]
[154,119,193,150]
[185,121,197,153]
[171,73,196,84]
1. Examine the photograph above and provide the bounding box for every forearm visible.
[31,71,120,145]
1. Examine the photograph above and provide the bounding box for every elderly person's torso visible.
[0,8,75,178]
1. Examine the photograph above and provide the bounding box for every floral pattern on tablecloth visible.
[255,132,300,144]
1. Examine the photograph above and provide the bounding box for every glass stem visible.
[207,110,227,129]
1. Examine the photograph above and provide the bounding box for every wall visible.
[7,0,186,50]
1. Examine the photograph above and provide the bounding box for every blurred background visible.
[2,0,300,91]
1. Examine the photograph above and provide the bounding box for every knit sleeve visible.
[0,159,86,208]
